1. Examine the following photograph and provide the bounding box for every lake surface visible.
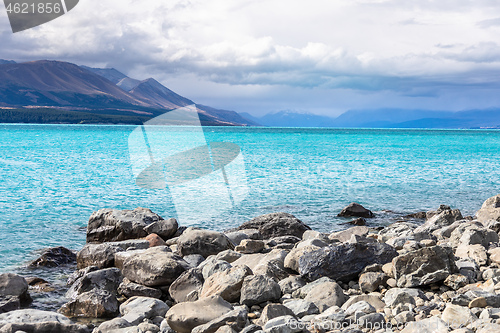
[1,124,500,272]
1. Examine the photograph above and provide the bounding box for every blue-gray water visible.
[1,124,500,272]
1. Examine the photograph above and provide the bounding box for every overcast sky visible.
[1,0,500,116]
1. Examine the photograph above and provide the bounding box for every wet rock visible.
[86,207,164,243]
[0,309,91,333]
[118,278,162,299]
[165,295,233,333]
[476,194,500,223]
[122,246,188,287]
[76,239,149,269]
[393,245,457,287]
[191,307,247,333]
[200,265,252,302]
[120,296,169,325]
[338,202,374,218]
[304,281,345,311]
[143,217,178,239]
[178,228,233,258]
[169,268,204,303]
[0,273,30,306]
[237,212,311,239]
[240,275,281,306]
[29,246,76,268]
[298,242,398,282]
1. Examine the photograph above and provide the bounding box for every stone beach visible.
[2,195,500,332]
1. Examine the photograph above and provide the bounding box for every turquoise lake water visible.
[1,124,500,272]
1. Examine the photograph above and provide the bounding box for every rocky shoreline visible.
[2,196,500,333]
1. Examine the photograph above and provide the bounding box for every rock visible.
[145,233,167,247]
[237,212,311,239]
[444,274,469,290]
[232,249,288,272]
[113,249,148,270]
[118,278,162,299]
[29,246,76,267]
[279,276,306,295]
[252,259,289,281]
[359,272,387,293]
[95,318,132,332]
[191,307,247,333]
[488,247,500,264]
[298,242,398,282]
[66,267,122,300]
[184,254,206,268]
[347,217,367,226]
[283,245,320,273]
[240,275,281,306]
[304,281,345,311]
[235,239,265,254]
[215,250,242,263]
[344,300,376,316]
[143,218,178,239]
[293,277,334,298]
[477,323,500,333]
[441,304,477,329]
[476,194,500,223]
[342,295,385,311]
[224,231,250,246]
[401,316,449,333]
[0,273,30,305]
[458,226,499,248]
[337,202,374,218]
[87,207,164,243]
[283,299,319,317]
[357,312,385,329]
[59,289,119,318]
[0,296,20,314]
[122,246,188,287]
[469,297,488,308]
[119,296,169,325]
[200,265,253,302]
[76,239,150,269]
[392,245,457,287]
[262,315,301,333]
[201,259,233,280]
[258,303,296,326]
[165,295,234,333]
[415,208,463,233]
[0,309,90,333]
[169,268,204,303]
[328,226,369,243]
[456,244,488,266]
[178,228,233,258]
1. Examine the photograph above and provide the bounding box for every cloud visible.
[1,0,500,114]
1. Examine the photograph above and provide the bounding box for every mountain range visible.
[244,108,500,129]
[0,60,257,126]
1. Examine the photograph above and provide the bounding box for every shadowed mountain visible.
[243,110,338,127]
[0,60,256,126]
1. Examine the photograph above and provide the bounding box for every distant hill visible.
[0,60,257,126]
[246,108,500,129]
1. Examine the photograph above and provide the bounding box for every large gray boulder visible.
[337,203,374,218]
[0,309,90,333]
[178,228,233,258]
[66,267,122,300]
[76,239,149,269]
[0,273,30,305]
[200,265,253,302]
[476,194,500,223]
[165,295,234,333]
[236,213,311,239]
[122,246,188,287]
[298,242,398,282]
[393,245,457,287]
[86,207,164,243]
[240,275,281,306]
[169,268,204,303]
[59,289,119,318]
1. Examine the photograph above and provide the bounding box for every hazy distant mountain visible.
[0,60,16,65]
[0,60,256,126]
[244,110,337,127]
